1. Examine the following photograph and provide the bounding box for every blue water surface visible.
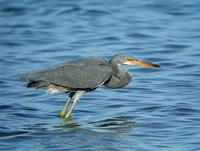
[0,0,200,150]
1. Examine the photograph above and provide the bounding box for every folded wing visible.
[21,57,112,89]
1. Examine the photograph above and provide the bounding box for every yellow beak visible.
[125,58,160,68]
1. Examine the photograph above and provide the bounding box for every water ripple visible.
[0,0,200,150]
[89,116,136,133]
[0,130,29,139]
[57,4,81,15]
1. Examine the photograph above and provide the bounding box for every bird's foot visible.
[64,114,72,120]
[59,111,66,118]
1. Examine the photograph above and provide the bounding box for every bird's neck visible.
[110,60,120,74]
[105,60,132,88]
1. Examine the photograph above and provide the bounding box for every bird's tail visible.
[24,80,50,89]
[20,72,48,89]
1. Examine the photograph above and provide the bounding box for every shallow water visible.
[0,0,200,150]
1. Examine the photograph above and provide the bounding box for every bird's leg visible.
[65,90,85,119]
[60,93,75,118]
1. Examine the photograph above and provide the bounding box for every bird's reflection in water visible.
[54,116,136,135]
[36,116,137,150]
[53,118,81,130]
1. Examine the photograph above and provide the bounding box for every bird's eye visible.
[125,57,133,61]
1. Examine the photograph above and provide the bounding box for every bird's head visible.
[111,53,160,68]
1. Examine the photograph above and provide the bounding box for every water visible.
[0,0,200,150]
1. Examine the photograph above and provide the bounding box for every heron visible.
[20,53,160,119]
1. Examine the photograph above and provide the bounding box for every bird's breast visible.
[104,71,132,88]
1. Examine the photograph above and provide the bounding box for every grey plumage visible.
[21,56,113,91]
[20,53,160,119]
[20,55,132,92]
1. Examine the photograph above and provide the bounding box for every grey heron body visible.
[21,54,160,119]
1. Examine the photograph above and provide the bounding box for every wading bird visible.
[21,54,160,119]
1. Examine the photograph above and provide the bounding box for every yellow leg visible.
[60,93,74,118]
[65,91,85,119]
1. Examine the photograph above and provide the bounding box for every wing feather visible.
[21,58,112,89]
